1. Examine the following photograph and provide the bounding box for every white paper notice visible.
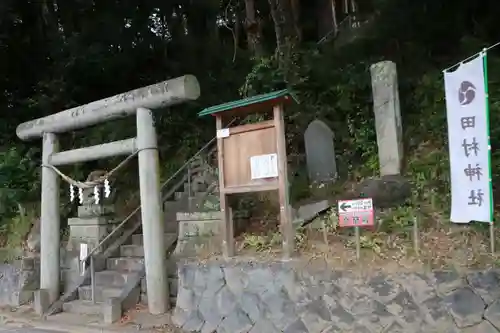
[444,52,493,223]
[250,153,278,179]
[79,243,88,276]
[79,243,88,260]
[216,128,230,138]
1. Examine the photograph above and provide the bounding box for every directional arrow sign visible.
[339,202,351,211]
[338,198,374,228]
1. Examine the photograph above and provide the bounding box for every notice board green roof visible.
[198,89,298,117]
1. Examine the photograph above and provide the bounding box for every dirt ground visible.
[196,213,500,276]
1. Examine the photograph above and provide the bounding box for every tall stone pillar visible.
[136,107,168,314]
[40,132,60,303]
[370,61,403,176]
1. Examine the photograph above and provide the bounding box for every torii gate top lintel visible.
[16,74,200,141]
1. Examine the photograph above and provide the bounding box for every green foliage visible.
[240,227,307,252]
[2,0,500,249]
[347,234,383,253]
[0,147,40,245]
[242,48,380,178]
[240,230,281,252]
[0,147,40,219]
[377,206,416,234]
[4,204,36,249]
[241,4,500,228]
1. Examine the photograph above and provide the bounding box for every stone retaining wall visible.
[172,258,500,332]
[0,257,40,307]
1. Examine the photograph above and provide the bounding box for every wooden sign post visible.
[198,90,298,258]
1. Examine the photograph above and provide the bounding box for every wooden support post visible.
[274,104,294,258]
[354,227,361,260]
[490,222,495,255]
[413,215,420,256]
[216,115,234,257]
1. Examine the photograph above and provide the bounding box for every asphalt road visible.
[0,327,68,332]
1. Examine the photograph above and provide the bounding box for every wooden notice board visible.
[221,120,278,192]
[198,90,298,258]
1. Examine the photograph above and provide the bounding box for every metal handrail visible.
[80,117,238,304]
[80,137,217,265]
[81,117,238,264]
[80,140,217,305]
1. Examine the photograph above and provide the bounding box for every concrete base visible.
[68,216,108,226]
[78,205,115,218]
[34,289,50,316]
[178,219,221,239]
[176,212,222,239]
[11,291,34,307]
[174,211,222,257]
[102,297,122,324]
[66,217,115,252]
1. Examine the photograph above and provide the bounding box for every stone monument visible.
[67,172,116,253]
[62,172,117,293]
[370,61,403,176]
[358,61,410,209]
[304,119,338,183]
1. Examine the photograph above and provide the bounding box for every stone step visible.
[106,257,144,271]
[164,203,178,222]
[62,300,102,316]
[78,285,122,302]
[120,244,144,257]
[94,270,140,287]
[164,200,190,217]
[131,234,143,246]
[130,233,177,248]
[174,191,185,201]
[106,257,177,275]
[164,200,178,211]
[120,240,178,258]
[165,222,178,234]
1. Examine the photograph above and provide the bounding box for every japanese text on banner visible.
[444,53,492,223]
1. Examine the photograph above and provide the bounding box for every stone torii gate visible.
[16,75,200,314]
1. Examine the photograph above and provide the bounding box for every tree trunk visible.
[268,0,298,70]
[268,0,285,56]
[317,0,338,39]
[233,9,241,61]
[290,0,301,42]
[39,0,60,40]
[244,0,263,57]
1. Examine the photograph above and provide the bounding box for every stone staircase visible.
[58,149,220,320]
[62,232,178,316]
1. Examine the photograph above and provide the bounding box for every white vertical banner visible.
[444,52,493,223]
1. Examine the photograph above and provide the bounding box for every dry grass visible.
[224,220,500,275]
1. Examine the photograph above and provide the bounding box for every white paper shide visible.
[444,53,492,223]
